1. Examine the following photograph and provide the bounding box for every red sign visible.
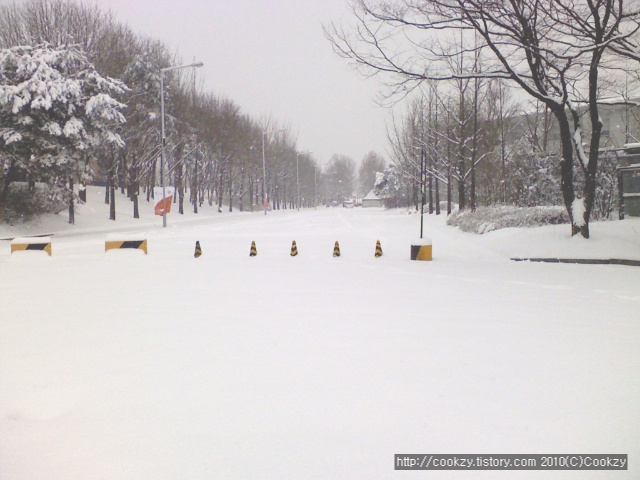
[153,187,174,215]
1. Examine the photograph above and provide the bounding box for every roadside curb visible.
[511,257,640,267]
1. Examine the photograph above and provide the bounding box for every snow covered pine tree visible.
[0,44,127,223]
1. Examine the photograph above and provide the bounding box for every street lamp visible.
[296,151,312,211]
[261,129,285,215]
[410,144,426,239]
[160,60,203,227]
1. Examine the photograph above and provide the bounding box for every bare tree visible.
[326,0,640,237]
[325,154,357,201]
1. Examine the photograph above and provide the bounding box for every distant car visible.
[343,201,354,208]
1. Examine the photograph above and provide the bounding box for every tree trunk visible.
[471,78,478,212]
[435,176,440,215]
[109,184,116,221]
[133,192,139,219]
[193,157,198,214]
[120,154,126,194]
[428,162,433,214]
[579,49,605,239]
[218,174,224,213]
[554,106,578,236]
[434,101,441,215]
[132,166,139,219]
[177,163,184,215]
[447,166,452,215]
[78,183,86,203]
[458,178,465,211]
[68,177,74,225]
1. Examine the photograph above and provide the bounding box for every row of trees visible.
[376,77,620,221]
[0,0,334,223]
[327,0,640,237]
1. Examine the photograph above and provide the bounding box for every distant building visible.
[362,190,384,208]
[617,144,640,218]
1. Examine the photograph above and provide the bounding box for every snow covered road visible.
[1,206,638,479]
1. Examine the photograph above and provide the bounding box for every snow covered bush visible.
[578,150,619,220]
[0,182,66,223]
[447,205,569,234]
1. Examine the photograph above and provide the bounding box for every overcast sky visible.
[82,0,391,166]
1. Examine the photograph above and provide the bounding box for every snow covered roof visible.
[363,190,381,200]
[597,93,640,105]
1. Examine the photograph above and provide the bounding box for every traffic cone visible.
[249,241,257,257]
[333,241,341,257]
[194,241,202,258]
[290,240,298,256]
[375,240,383,258]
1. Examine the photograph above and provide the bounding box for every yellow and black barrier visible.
[375,240,383,258]
[410,241,432,261]
[5,238,434,260]
[105,239,148,254]
[11,237,52,256]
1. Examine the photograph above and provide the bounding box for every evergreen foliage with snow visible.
[0,43,126,220]
[373,164,405,206]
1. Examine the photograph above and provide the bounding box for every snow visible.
[412,236,432,245]
[43,121,62,136]
[86,93,126,122]
[1,187,639,480]
[63,117,84,138]
[1,129,22,144]
[363,189,381,200]
[10,236,51,245]
[572,197,586,227]
[572,127,589,170]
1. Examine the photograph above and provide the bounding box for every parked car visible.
[343,201,354,208]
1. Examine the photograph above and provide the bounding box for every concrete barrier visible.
[105,237,147,254]
[410,238,432,261]
[11,237,52,256]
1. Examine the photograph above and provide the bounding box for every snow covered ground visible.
[1,187,639,479]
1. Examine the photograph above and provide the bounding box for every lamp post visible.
[296,151,312,211]
[160,60,203,227]
[261,129,285,215]
[410,144,426,239]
